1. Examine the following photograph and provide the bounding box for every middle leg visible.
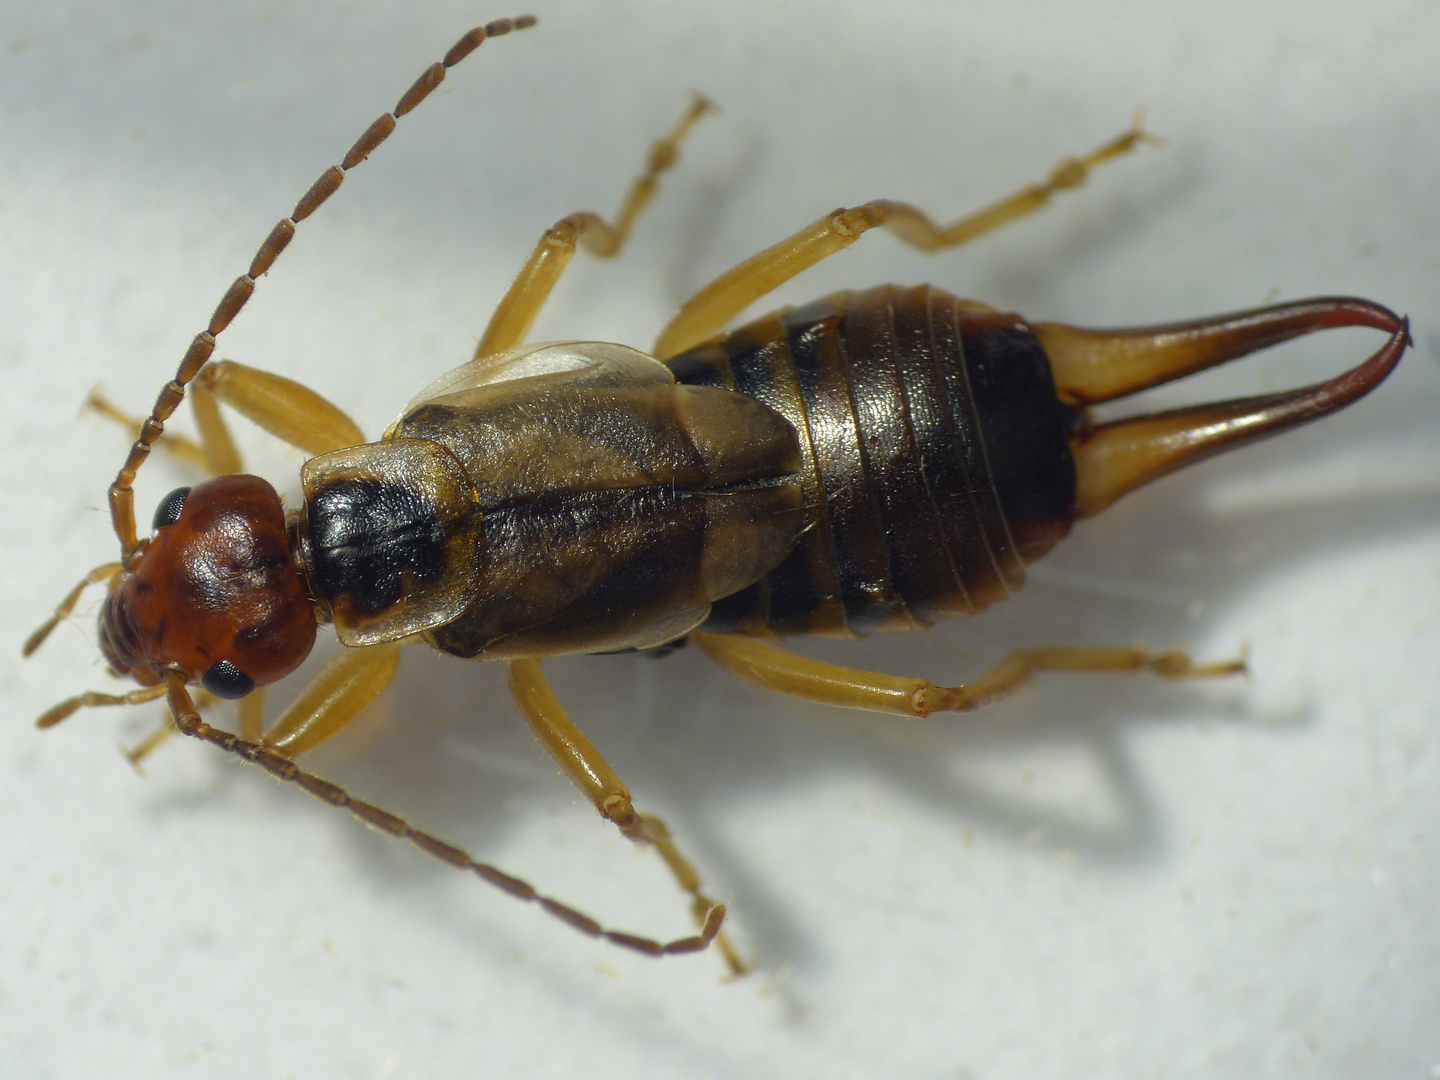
[507,657,749,975]
[476,94,715,357]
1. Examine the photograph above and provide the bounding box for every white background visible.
[2,1,1438,1077]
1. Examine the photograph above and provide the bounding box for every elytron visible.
[26,16,1408,971]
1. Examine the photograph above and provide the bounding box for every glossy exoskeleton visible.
[26,17,1409,972]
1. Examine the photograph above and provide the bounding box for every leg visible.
[654,119,1155,359]
[119,685,269,771]
[89,358,363,468]
[194,360,365,457]
[693,633,1245,718]
[86,389,215,472]
[160,670,725,960]
[35,681,168,730]
[24,560,123,658]
[88,385,240,476]
[189,377,243,476]
[261,642,403,758]
[120,686,262,769]
[237,692,266,743]
[476,94,715,357]
[122,714,177,771]
[507,658,748,975]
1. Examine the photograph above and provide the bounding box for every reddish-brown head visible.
[99,474,316,697]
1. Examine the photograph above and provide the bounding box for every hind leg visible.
[654,119,1154,359]
[694,634,1245,717]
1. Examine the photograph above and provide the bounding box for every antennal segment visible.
[161,672,723,959]
[108,16,537,558]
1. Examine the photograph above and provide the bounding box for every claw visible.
[1035,298,1409,517]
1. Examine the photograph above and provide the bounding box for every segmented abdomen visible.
[666,285,1079,637]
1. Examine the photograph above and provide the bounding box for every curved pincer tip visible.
[1047,297,1409,518]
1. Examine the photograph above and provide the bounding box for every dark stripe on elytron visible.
[475,472,799,513]
[840,287,963,623]
[928,295,1022,605]
[783,297,909,633]
[427,486,709,658]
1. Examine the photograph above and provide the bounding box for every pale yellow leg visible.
[476,95,715,357]
[237,691,267,744]
[86,389,213,472]
[189,379,244,475]
[121,716,176,771]
[195,360,365,456]
[90,358,362,468]
[161,665,727,961]
[23,561,123,658]
[654,120,1155,359]
[121,687,244,770]
[507,657,748,975]
[89,382,242,475]
[261,643,403,758]
[693,633,1245,718]
[35,682,168,730]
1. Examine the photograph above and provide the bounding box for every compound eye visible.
[201,659,255,700]
[152,487,192,531]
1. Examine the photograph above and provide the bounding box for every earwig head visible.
[99,474,316,694]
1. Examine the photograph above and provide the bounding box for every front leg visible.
[193,360,365,457]
[261,642,404,758]
[81,363,363,764]
[88,357,365,473]
[118,634,398,768]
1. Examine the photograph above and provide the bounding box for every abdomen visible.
[666,285,1081,637]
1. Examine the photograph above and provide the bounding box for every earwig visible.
[25,16,1409,972]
